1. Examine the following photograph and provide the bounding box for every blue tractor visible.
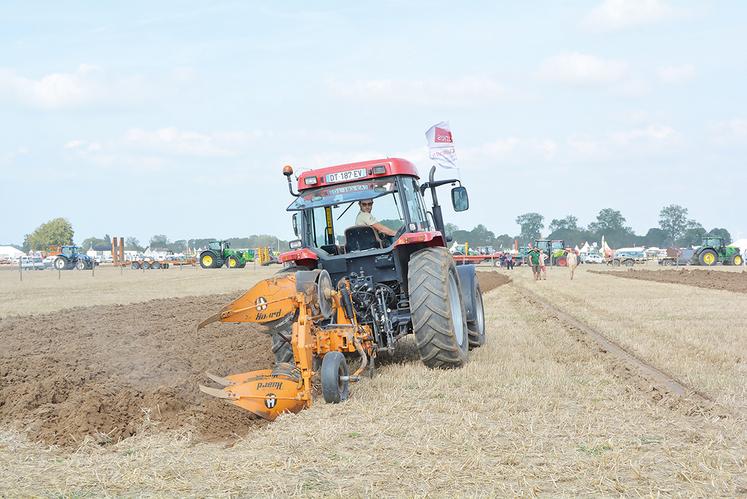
[52,245,96,270]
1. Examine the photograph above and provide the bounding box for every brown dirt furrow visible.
[590,268,747,293]
[0,293,273,447]
[476,271,510,292]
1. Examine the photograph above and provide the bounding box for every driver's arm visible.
[371,222,396,237]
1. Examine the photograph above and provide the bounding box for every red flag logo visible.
[434,127,453,143]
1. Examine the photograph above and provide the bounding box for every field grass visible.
[0,265,277,318]
[508,264,747,414]
[1,271,745,496]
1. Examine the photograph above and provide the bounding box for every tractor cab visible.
[208,240,228,252]
[281,158,468,286]
[534,239,566,265]
[60,245,80,258]
[701,236,724,250]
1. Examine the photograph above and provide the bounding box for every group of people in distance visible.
[526,246,580,281]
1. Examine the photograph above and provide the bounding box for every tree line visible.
[449,204,732,250]
[20,218,288,253]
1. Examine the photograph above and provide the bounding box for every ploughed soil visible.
[591,268,747,294]
[0,273,508,447]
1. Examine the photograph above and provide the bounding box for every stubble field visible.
[0,264,745,496]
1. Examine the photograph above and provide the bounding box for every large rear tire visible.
[54,257,67,270]
[200,252,217,269]
[699,249,718,266]
[467,281,486,349]
[408,247,469,369]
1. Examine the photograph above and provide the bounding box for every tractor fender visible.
[455,264,478,323]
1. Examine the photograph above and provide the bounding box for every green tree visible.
[80,234,111,251]
[515,212,544,244]
[494,233,514,250]
[125,237,144,252]
[706,228,731,244]
[658,204,690,245]
[23,218,74,251]
[677,224,706,247]
[641,228,668,248]
[548,215,580,233]
[588,208,628,233]
[149,234,169,250]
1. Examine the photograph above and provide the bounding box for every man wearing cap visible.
[356,199,397,237]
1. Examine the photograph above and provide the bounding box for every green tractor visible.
[534,239,567,266]
[199,240,255,269]
[693,237,743,266]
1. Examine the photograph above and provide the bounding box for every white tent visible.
[579,241,590,254]
[730,239,747,261]
[0,245,24,259]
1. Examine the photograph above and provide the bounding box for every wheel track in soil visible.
[509,281,737,417]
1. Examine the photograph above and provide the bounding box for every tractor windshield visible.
[289,176,429,253]
[551,241,564,251]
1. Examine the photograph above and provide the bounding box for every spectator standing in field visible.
[507,253,514,270]
[567,249,578,280]
[539,249,548,280]
[527,247,541,281]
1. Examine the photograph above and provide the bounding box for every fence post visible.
[19,259,22,282]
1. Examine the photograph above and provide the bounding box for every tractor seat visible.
[344,226,382,253]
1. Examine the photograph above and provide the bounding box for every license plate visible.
[326,168,367,184]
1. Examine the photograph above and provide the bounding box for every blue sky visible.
[1,1,745,245]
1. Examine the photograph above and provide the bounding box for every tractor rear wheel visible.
[409,247,469,369]
[200,252,217,269]
[467,280,486,349]
[54,257,67,270]
[321,351,350,403]
[699,249,718,266]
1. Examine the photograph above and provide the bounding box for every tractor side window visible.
[402,179,428,231]
[311,207,330,248]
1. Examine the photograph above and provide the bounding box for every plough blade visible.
[199,366,308,421]
[205,372,234,387]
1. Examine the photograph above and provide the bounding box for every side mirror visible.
[292,213,299,237]
[451,186,469,212]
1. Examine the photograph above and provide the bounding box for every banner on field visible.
[425,121,457,169]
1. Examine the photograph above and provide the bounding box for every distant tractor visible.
[50,245,96,270]
[693,237,742,266]
[534,239,567,266]
[199,240,254,269]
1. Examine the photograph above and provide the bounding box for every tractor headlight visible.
[372,165,387,174]
[289,239,302,249]
[304,176,318,185]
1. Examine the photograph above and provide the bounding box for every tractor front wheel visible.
[731,254,743,266]
[321,351,350,404]
[76,260,86,270]
[699,249,718,266]
[226,256,239,268]
[409,247,469,369]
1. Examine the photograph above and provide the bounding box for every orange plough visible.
[197,270,375,420]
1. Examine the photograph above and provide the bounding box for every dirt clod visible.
[476,271,510,292]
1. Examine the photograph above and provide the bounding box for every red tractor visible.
[263,158,486,368]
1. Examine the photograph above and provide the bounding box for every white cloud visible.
[0,65,144,110]
[327,77,505,106]
[610,124,680,146]
[709,118,747,145]
[538,52,628,85]
[657,64,696,83]
[583,0,679,32]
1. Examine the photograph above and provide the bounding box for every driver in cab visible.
[356,199,397,237]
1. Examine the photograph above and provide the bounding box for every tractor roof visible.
[297,158,419,191]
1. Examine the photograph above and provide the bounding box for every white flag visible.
[425,121,457,169]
